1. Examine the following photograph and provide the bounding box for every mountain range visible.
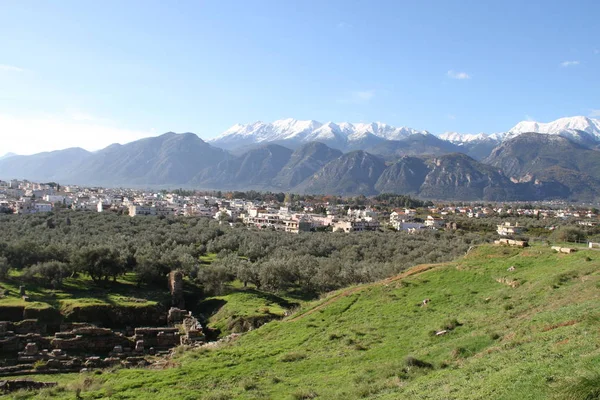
[1,116,600,201]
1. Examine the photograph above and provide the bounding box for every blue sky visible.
[1,0,599,154]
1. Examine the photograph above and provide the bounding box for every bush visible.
[404,356,433,369]
[551,227,586,243]
[0,256,9,280]
[280,352,307,362]
[292,389,318,400]
[23,261,70,288]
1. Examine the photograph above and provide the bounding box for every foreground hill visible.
[23,244,600,399]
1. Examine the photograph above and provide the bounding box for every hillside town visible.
[1,179,598,235]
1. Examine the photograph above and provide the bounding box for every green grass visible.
[6,244,600,399]
[199,284,298,337]
[0,272,168,316]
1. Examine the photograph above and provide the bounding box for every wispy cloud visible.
[447,70,470,80]
[594,49,599,55]
[0,64,24,72]
[338,90,375,104]
[447,114,456,120]
[525,114,536,121]
[336,22,353,29]
[560,60,580,67]
[590,109,600,118]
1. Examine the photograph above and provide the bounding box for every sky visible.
[1,0,599,155]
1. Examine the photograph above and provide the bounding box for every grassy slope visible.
[11,244,600,399]
[198,286,296,337]
[0,273,165,312]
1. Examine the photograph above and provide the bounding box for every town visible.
[1,178,598,236]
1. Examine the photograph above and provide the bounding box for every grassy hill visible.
[9,244,600,399]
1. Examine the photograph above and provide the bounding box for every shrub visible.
[292,389,318,400]
[441,318,463,331]
[0,257,9,280]
[280,352,307,362]
[404,356,433,369]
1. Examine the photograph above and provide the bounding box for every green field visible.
[7,243,599,399]
[0,272,165,309]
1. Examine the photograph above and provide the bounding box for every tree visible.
[551,227,586,243]
[73,246,125,282]
[24,261,69,288]
[0,256,9,280]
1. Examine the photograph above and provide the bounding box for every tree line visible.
[0,211,491,297]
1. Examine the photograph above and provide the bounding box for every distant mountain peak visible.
[0,152,17,160]
[209,119,428,151]
[507,116,600,140]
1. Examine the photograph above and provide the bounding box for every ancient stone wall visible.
[168,270,185,309]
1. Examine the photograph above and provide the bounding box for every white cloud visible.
[338,90,375,104]
[525,114,536,121]
[0,112,157,155]
[0,64,24,72]
[560,60,580,67]
[447,70,470,80]
[447,114,456,120]
[590,109,600,118]
[336,22,353,29]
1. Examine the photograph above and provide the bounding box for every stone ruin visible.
[0,379,57,394]
[0,307,206,377]
[168,270,185,309]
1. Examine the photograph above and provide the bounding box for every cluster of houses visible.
[1,179,599,235]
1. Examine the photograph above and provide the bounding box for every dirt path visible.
[287,262,444,322]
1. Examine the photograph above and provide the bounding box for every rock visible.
[0,379,57,393]
[24,342,38,356]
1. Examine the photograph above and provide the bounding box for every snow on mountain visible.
[210,116,600,154]
[209,119,429,151]
[439,132,494,143]
[506,116,600,140]
[0,152,17,160]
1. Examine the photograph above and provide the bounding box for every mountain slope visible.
[193,144,293,189]
[70,132,229,185]
[374,157,430,194]
[26,245,600,400]
[368,133,463,161]
[0,148,92,181]
[294,151,387,195]
[271,142,343,189]
[484,132,600,200]
[438,132,504,160]
[418,153,523,201]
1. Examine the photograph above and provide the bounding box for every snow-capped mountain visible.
[506,116,600,141]
[439,132,498,143]
[209,119,429,151]
[209,116,600,159]
[437,132,506,160]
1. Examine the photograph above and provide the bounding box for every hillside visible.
[485,133,600,201]
[293,150,387,195]
[20,244,600,400]
[0,132,229,185]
